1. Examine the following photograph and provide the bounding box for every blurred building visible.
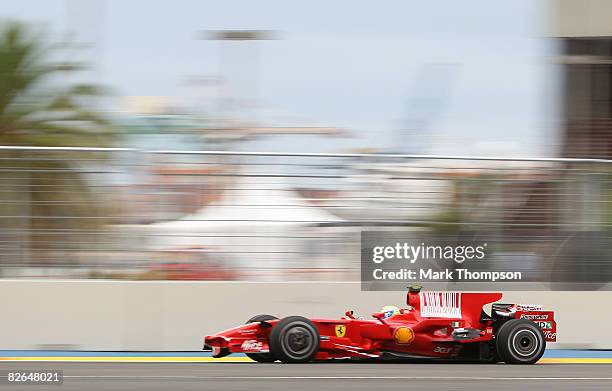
[553,0,612,158]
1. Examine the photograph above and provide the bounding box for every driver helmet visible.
[381,305,401,319]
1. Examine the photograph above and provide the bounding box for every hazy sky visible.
[2,0,561,156]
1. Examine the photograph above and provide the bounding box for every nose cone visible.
[203,335,231,358]
[204,322,263,347]
[204,335,227,347]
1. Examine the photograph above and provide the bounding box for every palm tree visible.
[0,21,115,270]
[0,21,112,145]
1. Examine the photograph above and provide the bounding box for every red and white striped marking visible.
[420,291,462,318]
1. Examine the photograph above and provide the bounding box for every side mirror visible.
[345,310,355,319]
[371,311,388,324]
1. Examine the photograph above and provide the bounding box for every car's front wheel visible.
[269,316,320,363]
[245,314,278,363]
[495,319,546,364]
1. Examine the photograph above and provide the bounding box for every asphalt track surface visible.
[1,362,612,391]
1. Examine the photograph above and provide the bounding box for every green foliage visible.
[0,21,115,266]
[0,21,113,146]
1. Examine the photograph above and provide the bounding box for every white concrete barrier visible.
[0,280,608,350]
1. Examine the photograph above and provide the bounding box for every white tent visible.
[147,178,344,270]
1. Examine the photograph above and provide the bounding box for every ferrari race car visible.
[203,286,556,364]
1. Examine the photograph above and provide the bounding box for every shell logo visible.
[394,326,415,344]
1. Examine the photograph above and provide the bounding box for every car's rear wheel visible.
[269,316,320,363]
[245,314,278,363]
[495,319,546,364]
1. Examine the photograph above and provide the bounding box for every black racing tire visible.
[495,319,546,364]
[245,314,278,363]
[269,316,320,363]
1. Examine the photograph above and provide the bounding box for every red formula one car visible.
[204,286,557,364]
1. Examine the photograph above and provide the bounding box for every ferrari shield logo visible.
[335,325,347,337]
